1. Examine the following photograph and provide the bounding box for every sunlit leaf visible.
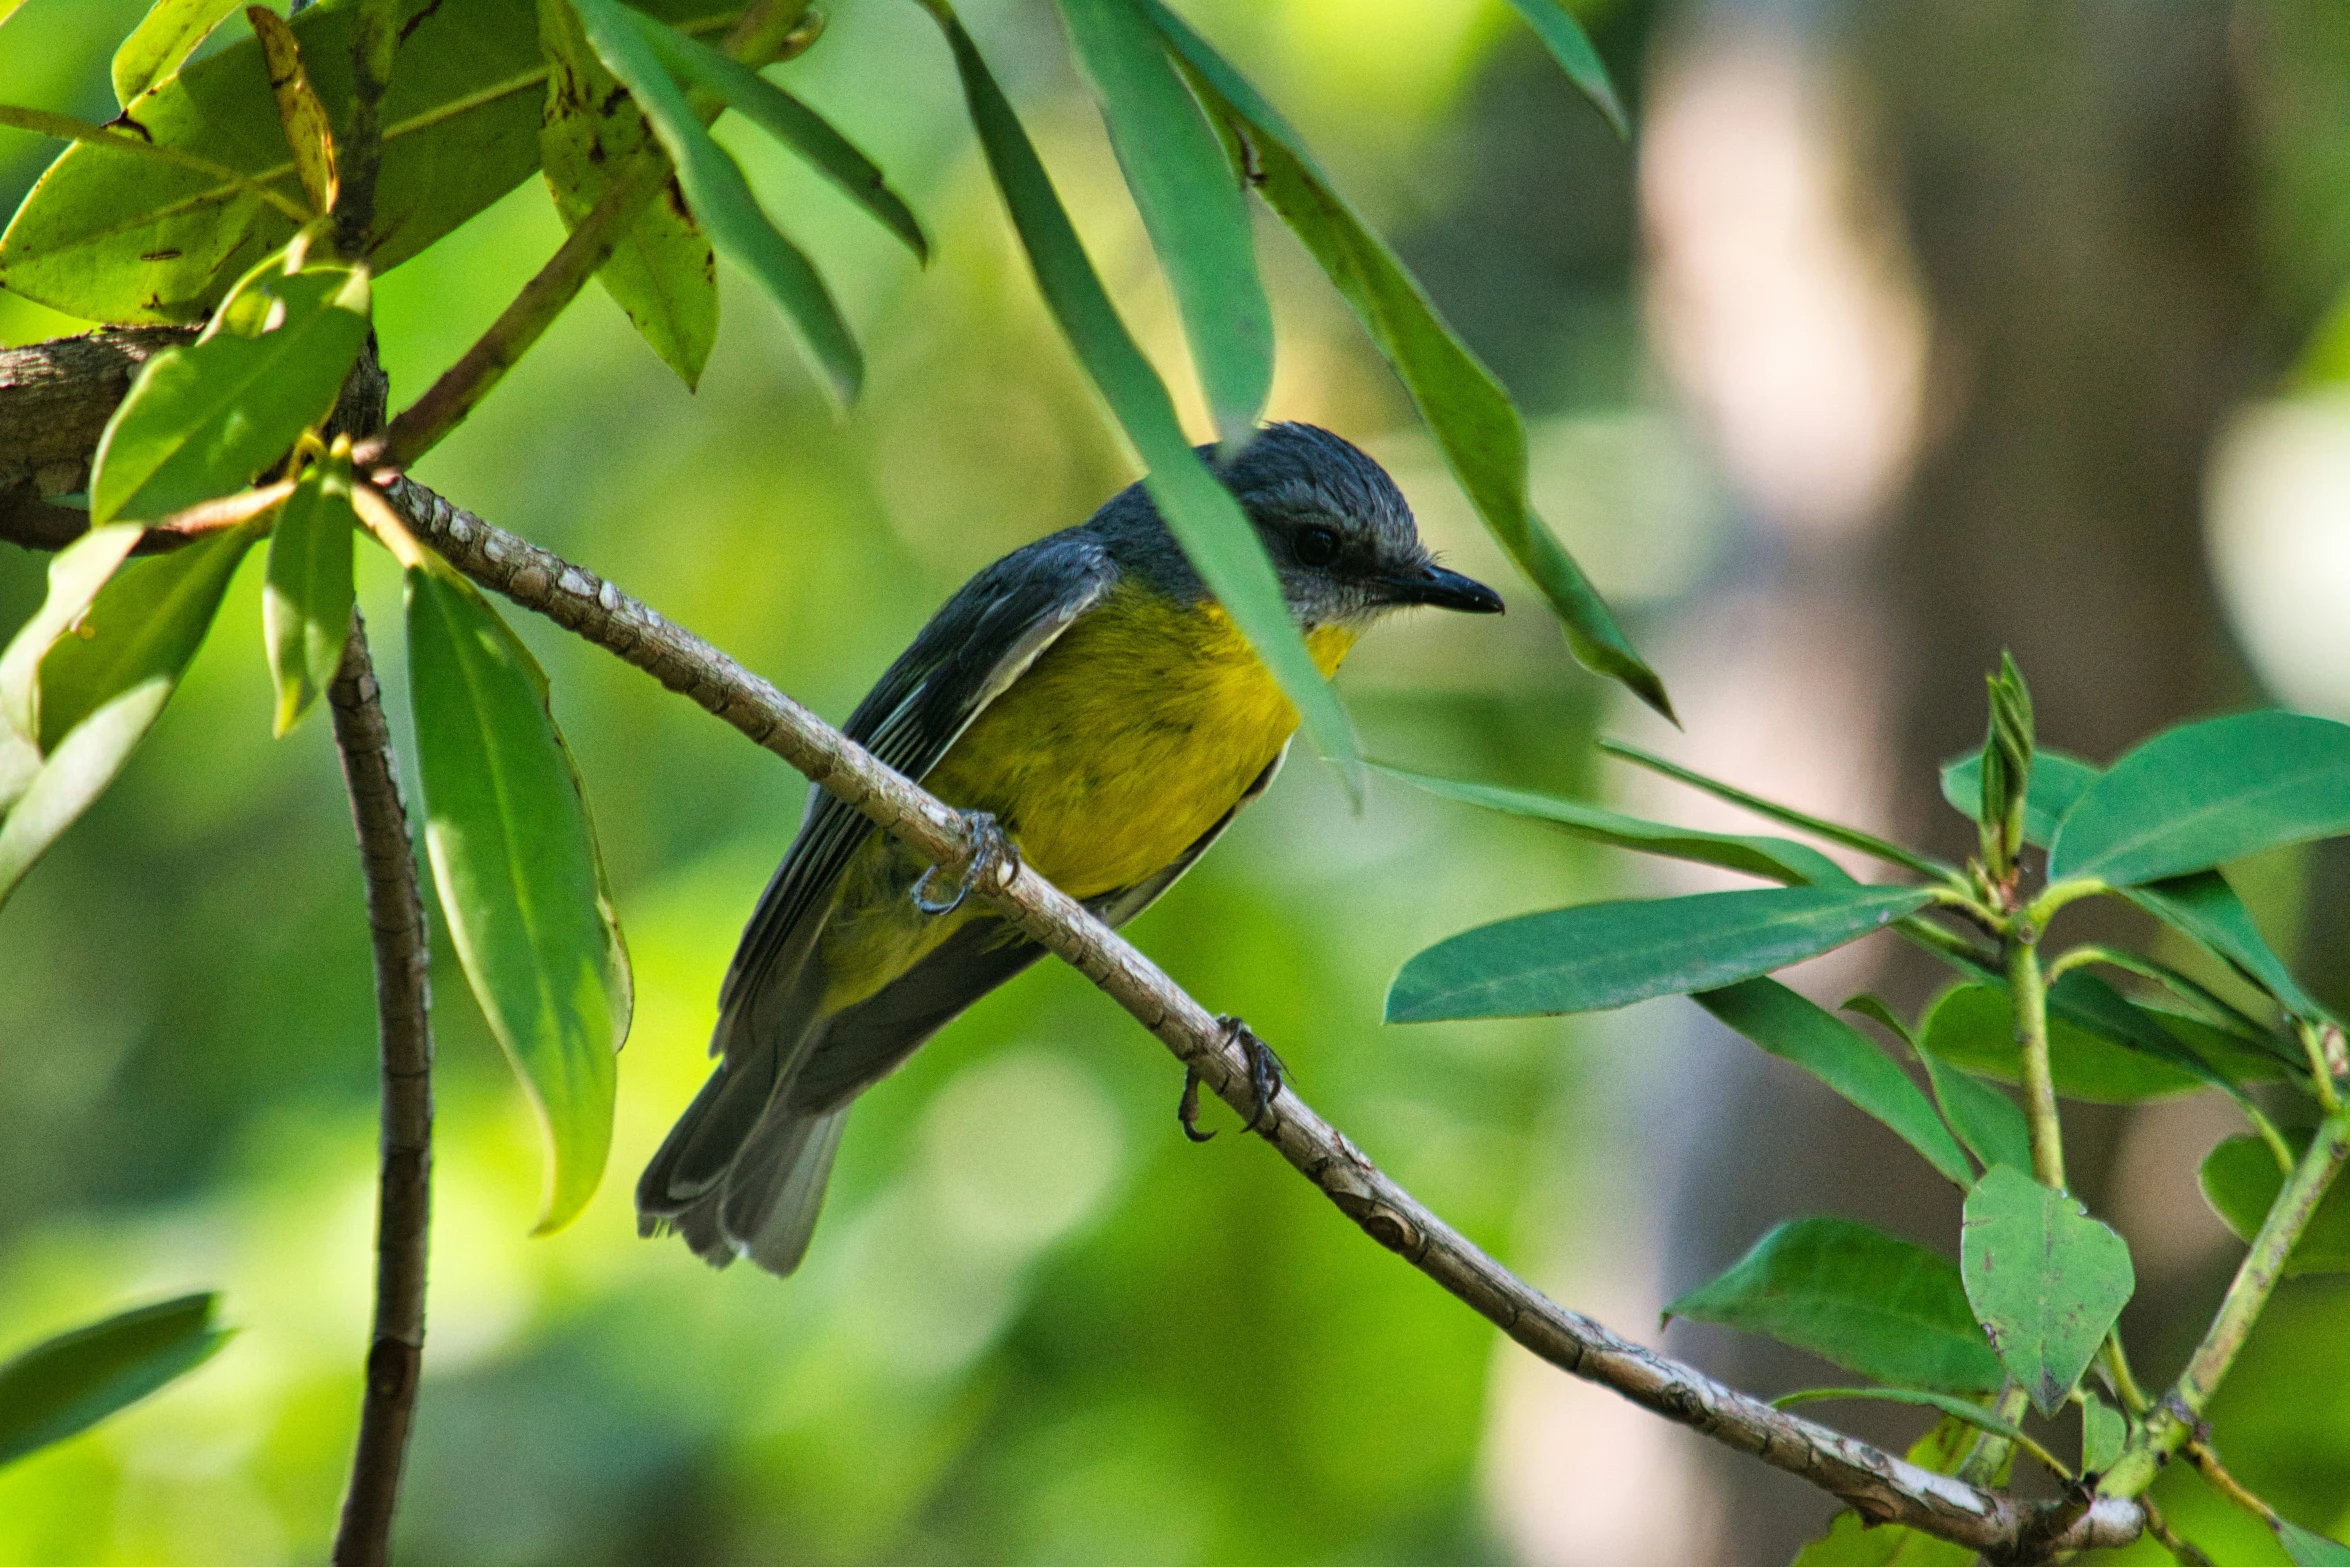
[0,523,259,910]
[1959,1165,2134,1415]
[406,558,631,1233]
[1939,747,2100,849]
[262,442,356,736]
[1390,884,1928,1022]
[924,0,1357,779]
[1372,764,1849,886]
[1664,1216,2002,1393]
[0,525,143,757]
[1054,0,1270,447]
[0,1295,227,1468]
[0,0,741,325]
[1139,0,1670,719]
[572,0,860,401]
[2200,1132,2350,1277]
[2125,870,2336,1027]
[111,0,244,107]
[1496,0,1626,136]
[538,0,718,388]
[629,11,929,262]
[88,259,369,525]
[247,6,339,214]
[2048,711,2350,887]
[1693,978,1973,1187]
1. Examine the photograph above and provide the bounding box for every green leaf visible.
[539,0,718,389]
[2200,1133,2350,1277]
[1691,978,1973,1187]
[0,525,143,761]
[406,559,631,1233]
[1139,0,1669,720]
[0,1294,227,1468]
[1053,0,1270,448]
[924,1,1357,780]
[1922,1052,2032,1178]
[1959,1165,2135,1415]
[1921,981,2225,1103]
[2080,1390,2127,1476]
[0,0,742,325]
[1371,764,1851,886]
[1664,1216,2002,1393]
[88,261,369,526]
[2048,711,2350,887]
[2050,969,2289,1093]
[112,0,245,107]
[2277,1520,2350,1567]
[0,523,259,911]
[1788,1417,1982,1566]
[628,12,929,263]
[1939,747,2100,849]
[572,0,861,402]
[2124,870,2336,1027]
[1388,884,1930,1023]
[262,444,356,737]
[1604,738,1954,879]
[1496,0,1626,136]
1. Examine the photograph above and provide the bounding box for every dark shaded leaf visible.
[112,0,244,107]
[262,442,356,736]
[1939,747,2100,849]
[1693,978,1972,1186]
[1388,884,1929,1023]
[407,559,631,1233]
[2048,711,2350,887]
[0,1294,227,1467]
[1140,0,1669,719]
[2200,1132,2350,1277]
[1497,0,1626,136]
[1371,764,1849,886]
[1664,1216,2002,1393]
[88,258,368,525]
[2125,870,2336,1027]
[1959,1165,2135,1415]
[924,1,1356,778]
[1920,982,2279,1104]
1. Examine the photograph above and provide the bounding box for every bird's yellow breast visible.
[816,583,1355,1009]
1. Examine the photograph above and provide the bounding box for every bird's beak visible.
[1380,561,1505,614]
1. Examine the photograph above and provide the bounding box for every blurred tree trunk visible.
[1667,2,2266,1559]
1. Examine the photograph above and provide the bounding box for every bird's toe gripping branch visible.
[1178,1016,1289,1144]
[912,810,1019,915]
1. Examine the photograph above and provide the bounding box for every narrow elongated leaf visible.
[1139,0,1669,719]
[248,7,339,214]
[2050,969,2288,1091]
[1693,978,1972,1186]
[1371,764,1850,886]
[89,262,369,525]
[1604,738,1953,878]
[0,523,259,910]
[628,12,928,261]
[2278,1520,2350,1567]
[573,0,860,401]
[1054,0,1270,446]
[1922,1053,2031,1177]
[2200,1133,2350,1277]
[1665,1217,2001,1392]
[2048,711,2350,887]
[1496,0,1626,136]
[925,3,1356,778]
[407,560,630,1233]
[1390,884,1928,1022]
[2125,870,2335,1026]
[539,0,718,388]
[1959,1165,2135,1415]
[112,0,244,106]
[1939,748,2101,849]
[1790,1419,1981,1567]
[0,0,742,325]
[262,444,356,736]
[0,1295,227,1467]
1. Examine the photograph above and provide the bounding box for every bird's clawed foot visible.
[1176,1016,1288,1143]
[912,811,1019,915]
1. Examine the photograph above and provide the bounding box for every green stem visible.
[2100,1110,2350,1498]
[2007,931,2066,1189]
[2044,943,2274,1043]
[2100,1333,2151,1416]
[2298,1021,2343,1115]
[1956,1384,2034,1485]
[2025,876,2109,928]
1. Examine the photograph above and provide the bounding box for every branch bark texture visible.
[325,614,435,1567]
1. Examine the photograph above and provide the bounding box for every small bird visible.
[638,422,1503,1273]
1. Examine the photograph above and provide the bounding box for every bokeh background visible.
[4,0,2350,1562]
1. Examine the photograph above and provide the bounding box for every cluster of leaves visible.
[1383,667,2350,1563]
[0,0,1647,1473]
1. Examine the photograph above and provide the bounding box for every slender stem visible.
[2140,1497,2221,1567]
[2298,1021,2343,1115]
[2101,1334,2151,1417]
[2101,1110,2350,1498]
[326,616,435,1567]
[2007,932,2067,1189]
[2024,876,2109,929]
[2184,1442,2281,1528]
[1957,1384,2033,1486]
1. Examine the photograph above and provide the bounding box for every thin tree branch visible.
[326,613,435,1567]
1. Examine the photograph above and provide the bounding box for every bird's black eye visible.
[1292,524,1342,568]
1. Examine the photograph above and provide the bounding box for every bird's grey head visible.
[1087,422,1504,627]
